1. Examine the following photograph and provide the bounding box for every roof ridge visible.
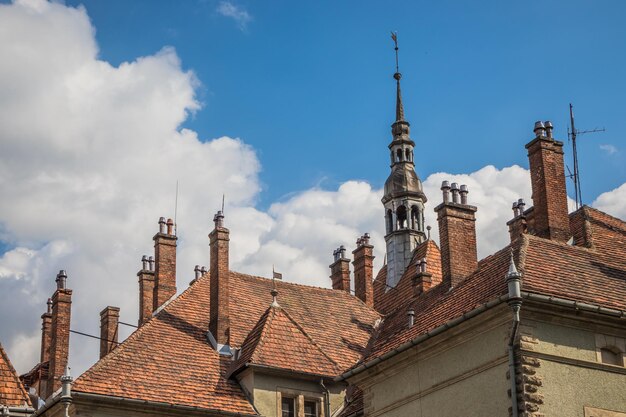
[230,271,350,294]
[0,341,31,407]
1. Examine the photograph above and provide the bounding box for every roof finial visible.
[271,265,280,307]
[391,31,404,122]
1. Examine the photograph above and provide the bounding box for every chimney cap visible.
[441,180,450,190]
[159,217,166,224]
[459,184,468,192]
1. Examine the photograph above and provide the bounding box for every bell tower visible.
[382,33,427,288]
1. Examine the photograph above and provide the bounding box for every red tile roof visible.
[73,271,380,414]
[229,304,340,377]
[0,342,31,408]
[360,206,626,364]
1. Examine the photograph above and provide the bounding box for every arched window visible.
[386,209,393,234]
[600,347,623,366]
[396,206,407,229]
[396,149,403,162]
[406,149,411,162]
[411,205,419,230]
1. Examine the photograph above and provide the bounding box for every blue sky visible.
[63,0,626,208]
[1,0,625,374]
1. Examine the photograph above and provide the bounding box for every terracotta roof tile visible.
[74,270,380,413]
[230,304,340,377]
[0,342,31,408]
[361,207,626,363]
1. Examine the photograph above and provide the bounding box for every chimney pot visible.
[459,184,469,205]
[544,120,553,139]
[517,198,526,213]
[159,217,167,234]
[141,255,148,271]
[166,218,174,235]
[407,308,415,328]
[201,266,208,274]
[47,298,53,313]
[533,121,546,138]
[450,183,460,204]
[512,201,520,217]
[56,270,67,289]
[441,180,451,203]
[213,210,225,228]
[148,256,155,271]
[194,265,201,279]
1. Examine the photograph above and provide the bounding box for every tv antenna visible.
[566,103,605,210]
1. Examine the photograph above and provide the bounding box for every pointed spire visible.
[506,250,521,279]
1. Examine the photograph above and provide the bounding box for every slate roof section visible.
[73,270,380,414]
[229,304,340,378]
[0,342,31,408]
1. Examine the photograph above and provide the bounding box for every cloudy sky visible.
[0,0,625,376]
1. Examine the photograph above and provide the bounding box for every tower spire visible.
[391,32,405,122]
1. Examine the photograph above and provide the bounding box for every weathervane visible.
[391,31,400,75]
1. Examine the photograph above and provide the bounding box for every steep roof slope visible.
[230,304,340,377]
[73,270,380,413]
[0,342,31,408]
[73,273,257,415]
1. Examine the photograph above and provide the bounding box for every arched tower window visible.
[386,209,393,234]
[396,205,407,229]
[410,205,419,230]
[396,149,403,162]
[406,149,411,162]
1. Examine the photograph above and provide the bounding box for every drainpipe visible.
[319,379,331,417]
[505,253,522,417]
[60,367,73,417]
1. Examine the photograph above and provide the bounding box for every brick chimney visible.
[507,198,528,242]
[137,255,155,326]
[209,211,230,350]
[435,182,478,288]
[99,306,119,359]
[40,298,52,363]
[47,270,72,399]
[352,234,374,307]
[329,246,350,292]
[153,217,177,311]
[525,121,570,242]
[413,258,433,296]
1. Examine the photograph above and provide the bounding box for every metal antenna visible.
[567,103,605,210]
[174,180,179,236]
[221,194,225,214]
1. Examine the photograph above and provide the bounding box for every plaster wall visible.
[364,317,511,417]
[250,373,345,417]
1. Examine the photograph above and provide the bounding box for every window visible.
[281,397,295,417]
[600,347,624,366]
[595,334,625,367]
[304,400,319,417]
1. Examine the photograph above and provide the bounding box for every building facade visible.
[1,44,625,417]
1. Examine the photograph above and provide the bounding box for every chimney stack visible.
[137,255,155,326]
[99,306,119,359]
[153,217,177,311]
[507,198,528,242]
[47,270,72,399]
[435,182,478,288]
[352,234,374,307]
[526,121,570,242]
[40,298,52,363]
[329,246,351,292]
[209,211,230,350]
[413,258,433,296]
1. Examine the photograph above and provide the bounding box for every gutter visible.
[70,392,259,417]
[338,291,626,382]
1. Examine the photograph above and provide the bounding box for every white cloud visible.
[2,0,623,383]
[599,144,618,155]
[216,1,252,31]
[592,182,626,220]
